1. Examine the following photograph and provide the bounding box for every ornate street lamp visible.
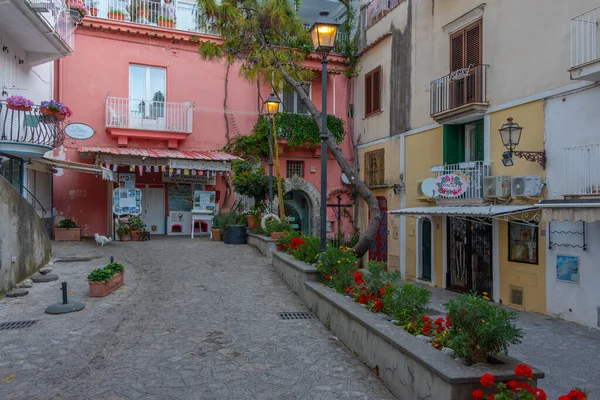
[264,92,280,212]
[309,9,339,253]
[498,117,546,169]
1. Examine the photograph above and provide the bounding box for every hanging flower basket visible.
[6,95,34,112]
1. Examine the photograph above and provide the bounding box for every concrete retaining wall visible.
[272,251,544,400]
[0,177,51,294]
[247,233,276,259]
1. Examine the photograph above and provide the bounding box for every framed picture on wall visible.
[556,254,579,284]
[508,222,539,264]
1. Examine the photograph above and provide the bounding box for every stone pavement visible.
[415,282,600,399]
[0,238,394,400]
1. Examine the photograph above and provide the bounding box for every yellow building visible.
[353,0,600,315]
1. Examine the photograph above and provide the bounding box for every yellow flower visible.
[337,260,341,264]
[401,277,407,281]
[481,320,485,323]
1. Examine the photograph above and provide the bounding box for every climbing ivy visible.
[228,113,345,157]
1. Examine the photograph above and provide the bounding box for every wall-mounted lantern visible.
[498,117,546,169]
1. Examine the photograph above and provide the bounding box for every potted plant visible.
[127,214,146,241]
[67,0,88,17]
[88,0,98,16]
[157,16,174,28]
[54,218,81,241]
[211,212,222,241]
[116,219,130,241]
[40,100,72,122]
[245,201,265,228]
[6,95,34,112]
[108,8,126,20]
[88,262,125,297]
[266,218,292,240]
[127,0,149,21]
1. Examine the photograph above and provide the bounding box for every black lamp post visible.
[499,117,546,169]
[309,9,339,253]
[264,92,280,212]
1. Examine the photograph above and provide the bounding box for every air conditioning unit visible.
[483,176,511,198]
[511,176,543,197]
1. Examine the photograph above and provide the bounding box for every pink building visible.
[53,11,353,239]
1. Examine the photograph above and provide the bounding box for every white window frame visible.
[280,83,311,114]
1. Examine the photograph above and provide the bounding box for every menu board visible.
[113,188,142,215]
[168,183,193,211]
[193,190,216,211]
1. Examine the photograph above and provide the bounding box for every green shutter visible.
[474,120,484,161]
[443,124,464,165]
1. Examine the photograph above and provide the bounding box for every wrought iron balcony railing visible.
[0,101,65,150]
[84,0,216,35]
[430,161,491,200]
[29,0,76,51]
[106,96,193,133]
[571,6,600,69]
[429,64,488,117]
[563,143,600,197]
[364,0,402,29]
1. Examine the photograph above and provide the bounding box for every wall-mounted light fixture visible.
[498,117,546,169]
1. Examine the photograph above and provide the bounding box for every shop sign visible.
[434,174,468,197]
[162,173,216,185]
[64,123,95,140]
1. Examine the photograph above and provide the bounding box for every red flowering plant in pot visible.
[6,95,34,112]
[314,246,358,293]
[472,363,587,400]
[275,231,300,252]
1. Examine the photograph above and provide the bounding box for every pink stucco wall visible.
[53,20,353,237]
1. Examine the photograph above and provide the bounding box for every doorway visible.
[139,184,165,234]
[447,217,493,296]
[420,218,433,281]
[369,196,388,262]
[284,190,311,235]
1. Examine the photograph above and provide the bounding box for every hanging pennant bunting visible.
[183,169,190,176]
[154,165,160,173]
[176,168,182,175]
[105,163,111,170]
[198,170,204,176]
[219,171,224,176]
[130,165,135,172]
[162,165,168,172]
[112,164,118,172]
[138,165,144,175]
[145,165,151,173]
[191,169,196,176]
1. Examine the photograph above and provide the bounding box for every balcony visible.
[0,0,75,66]
[84,0,216,35]
[429,65,488,125]
[105,96,193,148]
[365,0,402,30]
[430,161,491,202]
[0,101,65,158]
[570,6,600,81]
[563,143,600,197]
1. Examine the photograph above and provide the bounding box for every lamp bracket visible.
[512,150,547,170]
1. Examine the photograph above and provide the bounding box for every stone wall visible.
[0,176,51,294]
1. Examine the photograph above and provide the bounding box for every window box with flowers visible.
[40,100,72,122]
[88,262,125,297]
[6,96,34,112]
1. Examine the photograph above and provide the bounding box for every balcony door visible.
[450,19,482,108]
[129,65,166,131]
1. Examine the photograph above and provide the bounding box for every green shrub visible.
[57,218,77,229]
[316,246,358,293]
[264,218,292,236]
[382,282,431,326]
[289,235,320,264]
[127,214,146,231]
[444,294,523,364]
[88,262,124,282]
[276,230,300,246]
[365,261,400,295]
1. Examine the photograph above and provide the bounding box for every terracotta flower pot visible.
[108,12,125,20]
[130,230,141,241]
[119,234,130,242]
[245,214,257,228]
[271,231,285,241]
[7,104,32,112]
[54,227,81,241]
[40,107,65,121]
[158,19,174,28]
[211,229,221,241]
[137,7,149,18]
[89,7,98,16]
[89,271,124,297]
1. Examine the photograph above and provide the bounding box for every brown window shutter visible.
[465,21,481,66]
[373,68,381,113]
[365,73,373,115]
[450,31,464,71]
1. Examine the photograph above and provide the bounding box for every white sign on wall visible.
[161,173,216,185]
[64,123,95,140]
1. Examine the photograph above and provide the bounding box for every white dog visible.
[94,233,112,246]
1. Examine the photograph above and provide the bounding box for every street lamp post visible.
[498,117,546,169]
[264,92,281,212]
[309,9,339,253]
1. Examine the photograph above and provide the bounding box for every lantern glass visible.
[309,10,339,52]
[499,117,522,150]
[264,93,280,115]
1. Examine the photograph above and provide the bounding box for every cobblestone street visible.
[0,238,393,400]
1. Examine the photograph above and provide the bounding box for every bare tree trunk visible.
[276,65,381,257]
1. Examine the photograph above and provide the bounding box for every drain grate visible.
[0,320,38,331]
[278,312,313,320]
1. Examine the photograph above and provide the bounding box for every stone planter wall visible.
[247,233,277,259]
[271,251,544,400]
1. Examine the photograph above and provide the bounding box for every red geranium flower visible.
[423,322,433,335]
[472,389,484,400]
[560,390,587,400]
[354,272,364,286]
[514,363,533,379]
[434,317,444,325]
[373,298,383,311]
[488,395,495,400]
[358,294,367,304]
[445,315,452,328]
[344,287,351,294]
[290,237,304,251]
[506,380,518,393]
[421,316,431,323]
[535,388,547,400]
[480,373,494,387]
[379,287,386,296]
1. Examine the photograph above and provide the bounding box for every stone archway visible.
[273,176,321,237]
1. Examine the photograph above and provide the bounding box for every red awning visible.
[78,146,239,161]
